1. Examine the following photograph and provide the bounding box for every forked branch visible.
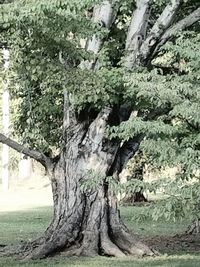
[153,7,200,56]
[140,0,182,61]
[124,0,152,68]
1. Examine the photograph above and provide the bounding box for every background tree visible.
[119,151,148,204]
[0,0,200,260]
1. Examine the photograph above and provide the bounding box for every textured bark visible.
[109,196,153,256]
[153,7,200,57]
[124,1,200,67]
[86,0,117,54]
[124,0,151,68]
[139,0,181,63]
[119,135,144,172]
[80,0,118,70]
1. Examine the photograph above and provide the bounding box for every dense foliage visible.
[0,0,200,221]
[110,31,200,221]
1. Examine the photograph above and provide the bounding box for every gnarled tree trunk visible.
[0,109,154,259]
[20,108,153,259]
[1,0,199,261]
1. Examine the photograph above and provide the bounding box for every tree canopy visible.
[0,0,200,216]
[0,0,200,259]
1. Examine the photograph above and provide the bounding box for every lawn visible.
[0,206,200,267]
[0,179,199,267]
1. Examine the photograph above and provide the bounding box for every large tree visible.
[0,0,200,260]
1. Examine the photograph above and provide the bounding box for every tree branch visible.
[124,0,152,68]
[63,1,118,134]
[153,7,200,57]
[83,0,118,69]
[140,0,181,63]
[0,133,50,167]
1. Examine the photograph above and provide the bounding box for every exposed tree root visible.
[101,235,126,257]
[0,224,155,260]
[0,195,157,260]
[0,235,48,259]
[62,247,84,257]
[109,195,156,257]
[100,206,126,257]
[0,240,34,257]
[185,219,200,235]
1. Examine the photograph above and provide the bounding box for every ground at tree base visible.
[0,231,200,267]
[144,233,200,255]
[1,208,200,266]
[0,182,199,266]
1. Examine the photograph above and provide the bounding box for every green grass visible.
[121,206,190,236]
[0,207,52,245]
[0,206,199,267]
[0,255,200,267]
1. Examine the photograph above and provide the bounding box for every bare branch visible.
[140,0,181,62]
[82,0,118,70]
[153,7,200,56]
[0,133,50,167]
[124,0,152,68]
